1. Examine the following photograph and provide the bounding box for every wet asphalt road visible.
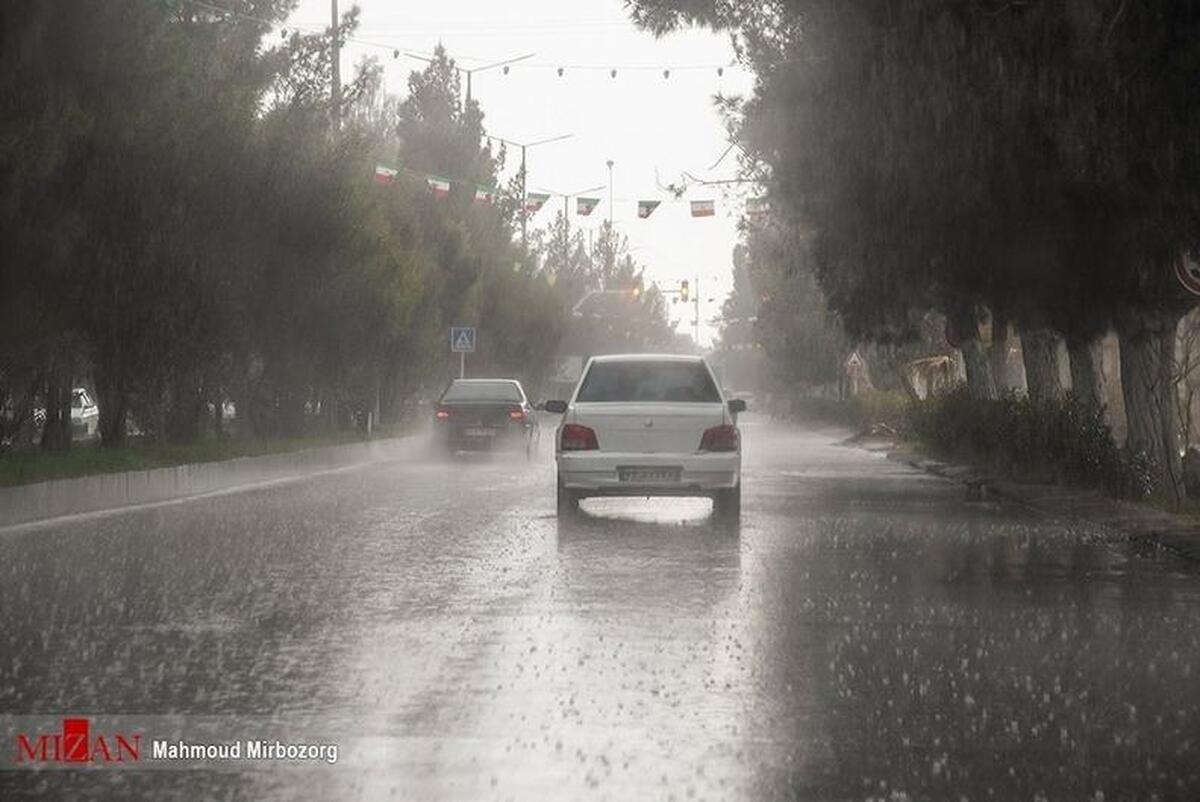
[2,416,1200,800]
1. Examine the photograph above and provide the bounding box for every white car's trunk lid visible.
[573,402,725,453]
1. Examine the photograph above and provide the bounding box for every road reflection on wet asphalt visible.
[2,416,1198,800]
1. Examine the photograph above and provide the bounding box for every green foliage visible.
[790,390,910,433]
[908,391,1156,499]
[0,2,566,451]
[740,223,849,388]
[629,0,1200,499]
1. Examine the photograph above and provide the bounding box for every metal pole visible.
[694,276,701,347]
[521,145,528,252]
[605,160,615,278]
[465,70,472,106]
[460,351,465,379]
[606,160,613,227]
[330,0,341,128]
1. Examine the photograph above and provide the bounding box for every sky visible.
[288,0,757,346]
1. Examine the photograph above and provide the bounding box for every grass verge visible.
[0,427,405,488]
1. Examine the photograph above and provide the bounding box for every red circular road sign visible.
[1175,249,1200,297]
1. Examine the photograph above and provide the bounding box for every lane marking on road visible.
[0,459,396,537]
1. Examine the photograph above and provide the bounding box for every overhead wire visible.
[187,0,744,73]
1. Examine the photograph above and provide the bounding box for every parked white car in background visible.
[545,354,745,519]
[29,387,100,441]
[71,387,100,440]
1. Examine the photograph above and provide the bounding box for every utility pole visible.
[606,160,615,278]
[330,0,341,128]
[606,160,614,227]
[541,182,604,262]
[521,145,527,249]
[463,54,535,106]
[490,133,572,253]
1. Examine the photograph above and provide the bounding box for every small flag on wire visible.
[373,164,399,185]
[745,197,770,220]
[690,200,715,218]
[525,192,550,213]
[426,175,451,198]
[637,200,661,219]
[474,185,497,205]
[577,197,600,216]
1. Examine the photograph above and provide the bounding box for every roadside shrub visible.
[906,390,1155,499]
[789,390,910,432]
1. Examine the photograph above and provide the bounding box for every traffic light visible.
[680,280,690,303]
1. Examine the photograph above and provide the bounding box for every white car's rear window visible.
[576,361,721,403]
[442,381,523,402]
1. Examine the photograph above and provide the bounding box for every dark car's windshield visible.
[575,361,721,403]
[442,381,523,402]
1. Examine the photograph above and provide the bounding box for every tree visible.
[0,4,568,454]
[629,0,1200,503]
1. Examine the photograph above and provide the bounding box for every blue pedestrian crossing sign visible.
[450,326,476,353]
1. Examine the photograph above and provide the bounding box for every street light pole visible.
[606,160,614,228]
[330,0,341,129]
[402,52,534,107]
[605,160,614,276]
[461,53,536,106]
[521,145,527,249]
[540,182,605,256]
[491,133,572,253]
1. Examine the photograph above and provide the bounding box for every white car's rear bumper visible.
[557,451,740,496]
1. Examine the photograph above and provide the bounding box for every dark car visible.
[434,379,539,457]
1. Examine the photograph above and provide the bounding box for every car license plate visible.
[618,467,681,483]
[465,427,495,437]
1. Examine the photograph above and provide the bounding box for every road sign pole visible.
[450,326,476,376]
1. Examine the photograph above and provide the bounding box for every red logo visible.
[15,718,141,764]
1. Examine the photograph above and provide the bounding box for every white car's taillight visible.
[699,424,739,452]
[561,423,599,450]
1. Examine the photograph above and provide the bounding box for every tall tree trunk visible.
[1118,311,1184,505]
[165,370,203,444]
[94,365,128,448]
[1066,336,1107,416]
[1021,328,1065,404]
[989,314,1012,394]
[40,369,72,452]
[960,338,997,400]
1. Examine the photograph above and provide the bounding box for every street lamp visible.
[605,160,615,276]
[403,52,535,105]
[490,133,573,251]
[606,160,614,228]
[539,183,606,242]
[570,289,641,318]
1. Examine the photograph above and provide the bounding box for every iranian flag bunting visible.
[373,164,399,185]
[637,200,661,219]
[577,196,600,216]
[525,192,550,213]
[474,185,497,205]
[426,175,451,198]
[690,200,715,218]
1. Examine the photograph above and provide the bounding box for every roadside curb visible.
[0,436,414,529]
[873,441,1200,564]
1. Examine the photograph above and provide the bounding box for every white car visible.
[545,354,745,519]
[71,387,100,439]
